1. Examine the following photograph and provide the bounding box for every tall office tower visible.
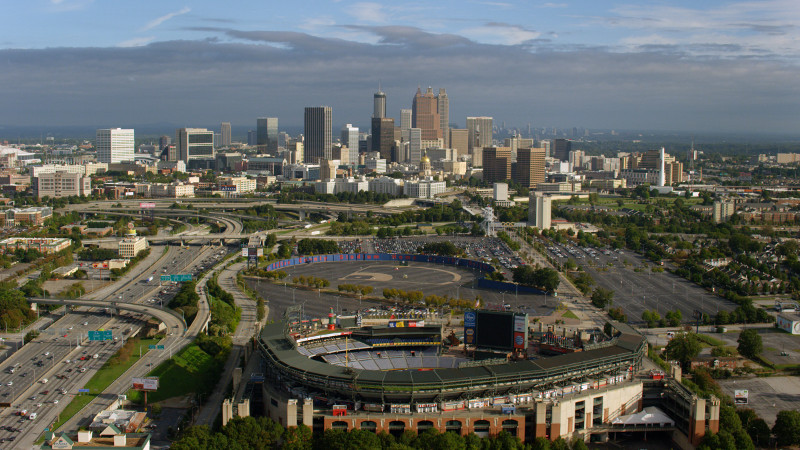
[220,122,231,147]
[175,128,215,162]
[159,135,171,152]
[412,87,441,141]
[341,124,359,166]
[514,147,547,189]
[483,147,512,184]
[96,128,134,164]
[400,109,412,138]
[247,130,257,147]
[436,88,449,148]
[256,117,279,153]
[373,88,386,119]
[449,129,468,158]
[408,128,422,164]
[467,116,493,163]
[551,138,571,161]
[371,117,395,162]
[528,192,552,229]
[304,107,332,164]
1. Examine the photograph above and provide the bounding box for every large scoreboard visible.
[464,310,528,351]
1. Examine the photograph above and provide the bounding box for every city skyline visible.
[1,1,798,134]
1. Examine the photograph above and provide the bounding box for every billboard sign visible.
[464,310,477,345]
[139,202,156,209]
[514,314,527,332]
[734,390,749,405]
[513,331,526,349]
[132,377,159,391]
[219,185,237,192]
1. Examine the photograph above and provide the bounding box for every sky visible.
[1,0,799,135]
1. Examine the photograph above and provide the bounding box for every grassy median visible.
[48,337,162,433]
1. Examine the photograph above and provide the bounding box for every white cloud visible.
[349,2,388,23]
[117,36,155,48]
[461,23,541,45]
[142,7,191,31]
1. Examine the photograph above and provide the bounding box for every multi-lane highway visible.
[0,241,226,447]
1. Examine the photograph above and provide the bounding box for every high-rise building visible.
[450,129,468,158]
[483,147,512,184]
[247,130,257,147]
[371,117,395,162]
[528,192,552,230]
[304,107,332,164]
[341,124,359,166]
[158,135,171,152]
[96,128,134,164]
[437,88,449,148]
[400,109,412,139]
[408,128,422,164]
[551,139,571,161]
[175,128,215,162]
[257,117,279,153]
[220,122,231,148]
[373,88,386,119]
[412,87,441,141]
[514,147,547,189]
[466,117,493,155]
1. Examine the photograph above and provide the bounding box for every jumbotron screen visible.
[475,310,514,350]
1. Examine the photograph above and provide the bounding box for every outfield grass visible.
[127,343,222,404]
[49,337,161,433]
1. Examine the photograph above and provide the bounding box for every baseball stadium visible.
[254,254,719,445]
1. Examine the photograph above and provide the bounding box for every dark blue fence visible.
[265,253,545,294]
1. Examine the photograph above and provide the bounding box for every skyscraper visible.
[304,107,332,164]
[483,147,512,184]
[96,128,134,164]
[371,117,395,162]
[408,128,422,164]
[175,128,214,162]
[551,138,571,161]
[412,87,441,141]
[341,124,359,165]
[400,109,412,138]
[449,129,468,158]
[220,122,231,147]
[158,135,171,152]
[528,192,552,230]
[514,147,547,189]
[257,117,279,153]
[437,88,449,148]
[467,116,493,164]
[373,88,386,119]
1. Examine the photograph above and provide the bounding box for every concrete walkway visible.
[194,260,265,426]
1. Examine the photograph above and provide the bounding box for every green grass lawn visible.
[48,337,161,434]
[561,309,579,320]
[127,343,222,404]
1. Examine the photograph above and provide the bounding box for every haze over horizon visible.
[1,0,799,135]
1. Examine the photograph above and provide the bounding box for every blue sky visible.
[1,0,799,134]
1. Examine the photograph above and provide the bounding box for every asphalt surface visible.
[543,241,735,324]
[250,260,555,322]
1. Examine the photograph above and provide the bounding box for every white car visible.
[6,381,11,386]
[52,399,59,404]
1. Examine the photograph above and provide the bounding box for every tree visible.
[641,310,661,328]
[665,309,682,326]
[590,288,614,309]
[665,332,701,369]
[737,329,762,359]
[773,410,800,446]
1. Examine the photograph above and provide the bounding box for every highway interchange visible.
[0,234,228,447]
[0,196,748,447]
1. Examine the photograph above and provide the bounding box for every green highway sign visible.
[162,274,192,282]
[158,345,165,350]
[149,345,166,350]
[88,330,113,341]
